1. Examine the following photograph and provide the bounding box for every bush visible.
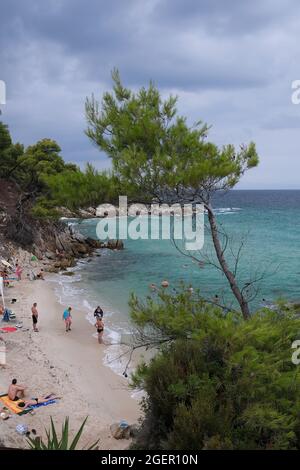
[27,417,99,450]
[131,291,300,450]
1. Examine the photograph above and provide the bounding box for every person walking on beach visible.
[15,264,22,281]
[31,302,39,332]
[94,305,104,319]
[94,316,104,344]
[63,307,72,332]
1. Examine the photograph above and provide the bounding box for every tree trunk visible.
[206,204,250,320]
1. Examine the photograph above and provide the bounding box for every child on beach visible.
[63,307,72,332]
[95,317,104,344]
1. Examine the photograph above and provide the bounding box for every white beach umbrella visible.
[1,259,12,268]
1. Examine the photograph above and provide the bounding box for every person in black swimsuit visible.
[94,306,104,319]
[94,317,104,344]
[31,303,39,332]
[17,393,59,409]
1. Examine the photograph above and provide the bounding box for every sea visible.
[50,190,300,377]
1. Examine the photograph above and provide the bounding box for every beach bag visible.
[16,424,28,435]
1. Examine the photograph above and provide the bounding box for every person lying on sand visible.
[8,378,26,401]
[17,393,60,410]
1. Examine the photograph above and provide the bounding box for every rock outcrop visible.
[0,179,124,268]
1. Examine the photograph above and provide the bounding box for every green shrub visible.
[27,417,99,450]
[131,291,300,450]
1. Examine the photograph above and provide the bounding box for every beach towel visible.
[0,326,17,332]
[30,399,57,409]
[0,394,57,415]
[0,394,30,415]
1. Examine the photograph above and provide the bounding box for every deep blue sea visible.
[52,190,300,371]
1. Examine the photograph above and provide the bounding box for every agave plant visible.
[27,417,99,450]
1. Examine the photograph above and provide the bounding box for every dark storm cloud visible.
[1,0,300,187]
[151,0,300,35]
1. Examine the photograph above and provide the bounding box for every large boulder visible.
[85,237,102,249]
[45,251,55,260]
[72,232,86,244]
[78,207,96,218]
[110,422,131,440]
[106,239,124,250]
[71,242,88,256]
[54,258,75,269]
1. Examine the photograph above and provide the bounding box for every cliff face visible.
[0,179,123,266]
[0,179,100,262]
[0,180,21,258]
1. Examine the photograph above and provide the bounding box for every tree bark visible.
[206,204,250,320]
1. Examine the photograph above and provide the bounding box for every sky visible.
[1,0,300,189]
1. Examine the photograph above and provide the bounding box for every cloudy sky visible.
[1,0,300,188]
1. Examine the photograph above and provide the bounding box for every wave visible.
[50,269,136,387]
[214,207,242,215]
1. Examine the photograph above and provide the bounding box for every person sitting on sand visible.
[94,306,104,318]
[63,307,72,332]
[17,393,59,410]
[1,269,9,286]
[28,271,36,281]
[36,269,45,280]
[94,317,104,344]
[8,379,26,401]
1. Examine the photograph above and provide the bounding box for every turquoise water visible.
[67,190,300,320]
[50,190,300,376]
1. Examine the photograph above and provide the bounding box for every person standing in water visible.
[94,306,104,319]
[31,302,39,332]
[63,307,72,332]
[94,316,104,344]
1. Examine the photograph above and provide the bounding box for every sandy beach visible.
[0,273,141,450]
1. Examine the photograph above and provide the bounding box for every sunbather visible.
[17,393,59,409]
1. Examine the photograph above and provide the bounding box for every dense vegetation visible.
[0,122,115,217]
[130,290,300,450]
[85,72,300,450]
[2,73,299,450]
[86,70,258,320]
